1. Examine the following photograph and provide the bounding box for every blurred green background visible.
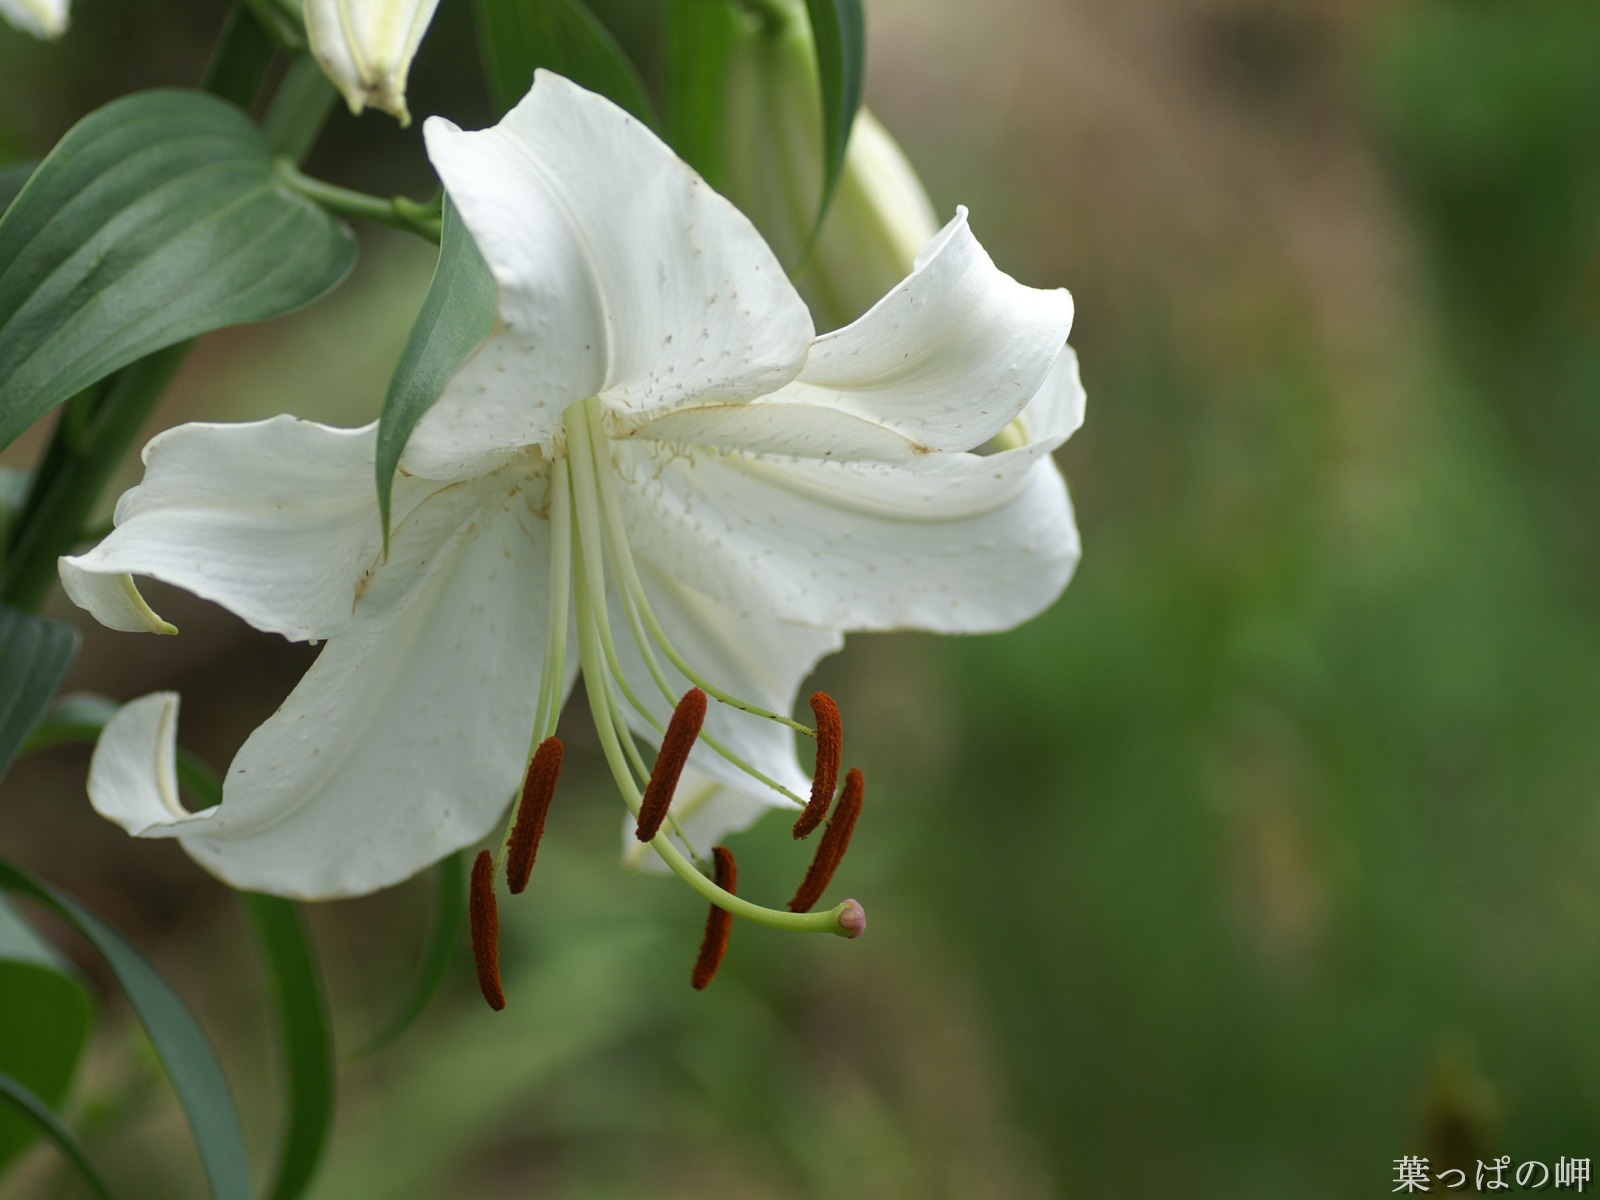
[5,0,1600,1196]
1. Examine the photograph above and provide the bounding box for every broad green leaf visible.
[0,605,79,782]
[664,0,746,190]
[0,1072,116,1200]
[800,0,865,249]
[355,853,465,1057]
[473,0,658,124]
[240,895,335,1200]
[0,89,356,452]
[0,860,251,1200]
[374,202,495,537]
[0,162,34,215]
[0,898,93,1178]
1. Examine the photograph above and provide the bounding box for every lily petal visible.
[768,209,1073,452]
[88,693,209,836]
[88,475,560,898]
[60,417,416,642]
[1017,343,1086,449]
[609,558,841,809]
[409,71,814,479]
[304,0,441,123]
[617,435,1079,634]
[0,0,66,38]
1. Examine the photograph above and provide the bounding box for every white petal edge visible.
[767,208,1074,453]
[409,71,814,478]
[88,693,214,837]
[304,0,440,121]
[0,0,67,38]
[617,435,1081,634]
[59,417,414,643]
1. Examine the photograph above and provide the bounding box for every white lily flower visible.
[63,75,1081,933]
[304,0,440,124]
[0,0,67,39]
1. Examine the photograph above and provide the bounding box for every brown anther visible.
[788,767,865,913]
[794,691,842,839]
[468,850,505,1011]
[636,688,707,842]
[506,737,563,894]
[692,846,737,991]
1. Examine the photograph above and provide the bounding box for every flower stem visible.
[201,3,279,110]
[275,162,443,243]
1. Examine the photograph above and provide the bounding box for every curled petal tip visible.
[837,899,867,940]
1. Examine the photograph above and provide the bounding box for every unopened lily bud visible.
[304,0,441,124]
[0,0,68,39]
[722,4,939,330]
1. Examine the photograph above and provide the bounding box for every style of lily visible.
[304,0,440,123]
[65,72,1082,983]
[0,0,67,40]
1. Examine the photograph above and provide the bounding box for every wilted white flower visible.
[304,0,440,124]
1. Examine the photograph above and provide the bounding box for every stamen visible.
[635,688,707,842]
[788,768,865,913]
[468,850,505,1011]
[506,737,563,894]
[691,846,737,990]
[794,691,842,838]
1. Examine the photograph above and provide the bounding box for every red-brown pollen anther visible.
[469,850,505,1011]
[636,687,708,842]
[506,737,563,894]
[794,691,842,839]
[788,767,865,913]
[692,845,737,990]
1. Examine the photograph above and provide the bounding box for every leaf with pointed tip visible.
[0,605,79,783]
[800,0,865,250]
[0,89,355,452]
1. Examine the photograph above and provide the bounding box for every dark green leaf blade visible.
[0,89,356,452]
[354,852,465,1057]
[664,0,745,190]
[240,895,334,1200]
[474,0,658,124]
[0,162,35,216]
[0,1072,117,1200]
[0,605,79,782]
[800,0,865,248]
[0,898,94,1178]
[375,201,496,536]
[0,861,252,1200]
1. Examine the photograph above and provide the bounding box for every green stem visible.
[0,345,191,612]
[262,57,339,164]
[275,162,443,242]
[201,4,279,109]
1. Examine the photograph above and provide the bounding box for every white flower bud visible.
[0,0,68,40]
[304,0,441,125]
[722,7,939,330]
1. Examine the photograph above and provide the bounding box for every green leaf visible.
[240,895,334,1200]
[0,162,35,215]
[374,202,496,538]
[0,605,79,782]
[0,898,94,1179]
[800,0,865,250]
[355,853,466,1057]
[473,0,658,124]
[0,1072,117,1200]
[19,692,119,757]
[0,861,252,1200]
[0,89,356,452]
[664,0,746,190]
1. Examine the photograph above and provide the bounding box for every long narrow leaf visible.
[0,1072,118,1200]
[355,853,466,1057]
[799,0,865,250]
[0,605,79,782]
[473,0,657,124]
[240,895,335,1200]
[664,0,745,190]
[0,861,251,1200]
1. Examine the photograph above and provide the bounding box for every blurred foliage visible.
[4,0,1600,1197]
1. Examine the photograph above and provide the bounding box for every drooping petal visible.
[304,0,441,123]
[616,434,1079,634]
[620,769,770,875]
[409,71,814,478]
[88,693,206,836]
[87,471,563,899]
[60,417,421,642]
[766,209,1073,452]
[1017,343,1086,449]
[607,558,841,812]
[0,0,66,38]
